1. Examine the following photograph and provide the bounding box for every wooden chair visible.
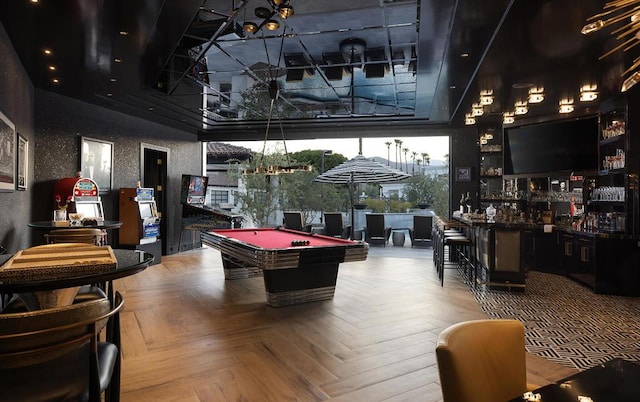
[45,228,106,246]
[364,214,391,246]
[0,292,124,402]
[436,319,535,402]
[323,213,350,238]
[409,215,433,247]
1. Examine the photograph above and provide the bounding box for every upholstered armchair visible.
[435,319,536,402]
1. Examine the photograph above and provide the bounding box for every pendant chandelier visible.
[581,0,640,92]
[242,24,312,176]
[242,0,294,34]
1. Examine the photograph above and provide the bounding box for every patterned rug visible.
[467,270,640,370]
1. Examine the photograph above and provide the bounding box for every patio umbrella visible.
[313,154,411,239]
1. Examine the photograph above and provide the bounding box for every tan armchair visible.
[435,319,532,402]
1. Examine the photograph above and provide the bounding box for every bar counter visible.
[451,215,640,295]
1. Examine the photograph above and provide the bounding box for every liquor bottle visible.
[459,194,465,213]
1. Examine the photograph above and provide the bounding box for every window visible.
[208,189,229,205]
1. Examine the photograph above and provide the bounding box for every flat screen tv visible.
[503,117,599,177]
[180,174,209,204]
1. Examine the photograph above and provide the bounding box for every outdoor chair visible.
[323,213,351,239]
[409,215,433,247]
[283,211,312,232]
[0,292,124,402]
[364,213,391,246]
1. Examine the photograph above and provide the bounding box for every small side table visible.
[392,230,406,246]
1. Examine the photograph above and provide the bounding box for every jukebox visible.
[52,177,105,224]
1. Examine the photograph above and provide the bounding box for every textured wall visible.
[0,23,35,253]
[33,89,202,254]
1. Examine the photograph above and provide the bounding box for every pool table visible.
[200,227,369,307]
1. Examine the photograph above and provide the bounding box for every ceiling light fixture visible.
[582,1,640,92]
[243,27,311,176]
[243,0,294,34]
[264,19,280,30]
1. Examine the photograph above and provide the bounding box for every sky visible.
[225,136,450,164]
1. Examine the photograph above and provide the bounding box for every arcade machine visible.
[51,176,107,244]
[180,174,242,250]
[119,186,161,264]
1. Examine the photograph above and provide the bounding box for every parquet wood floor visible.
[115,246,576,401]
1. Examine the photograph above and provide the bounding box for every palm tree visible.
[385,141,392,166]
[416,159,422,175]
[411,151,417,174]
[403,147,409,173]
[394,139,402,170]
[421,152,430,174]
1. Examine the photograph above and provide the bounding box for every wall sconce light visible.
[579,84,599,101]
[528,87,545,103]
[559,98,575,114]
[479,89,494,105]
[514,100,528,115]
[471,102,484,116]
[503,111,515,124]
[464,113,476,125]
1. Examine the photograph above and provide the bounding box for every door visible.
[141,144,168,255]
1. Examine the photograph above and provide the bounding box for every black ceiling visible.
[0,0,623,142]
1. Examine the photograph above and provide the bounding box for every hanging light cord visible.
[258,28,289,168]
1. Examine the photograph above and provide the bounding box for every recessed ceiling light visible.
[30,0,39,3]
[460,53,469,58]
[52,78,60,84]
[107,93,113,97]
[449,85,457,89]
[148,107,154,111]
[109,78,117,82]
[48,65,56,71]
[119,31,128,36]
[114,58,122,63]
[43,49,52,56]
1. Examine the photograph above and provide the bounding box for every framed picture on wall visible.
[79,136,113,194]
[17,134,27,190]
[456,166,471,182]
[0,110,16,192]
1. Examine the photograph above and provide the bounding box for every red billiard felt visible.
[212,228,354,249]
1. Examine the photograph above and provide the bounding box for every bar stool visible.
[441,234,472,286]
